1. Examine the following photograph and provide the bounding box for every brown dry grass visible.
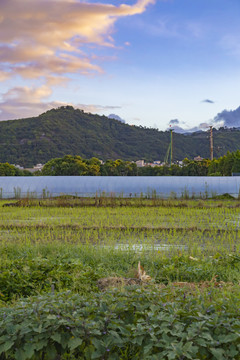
[97,275,233,291]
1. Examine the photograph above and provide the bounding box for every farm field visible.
[0,198,240,359]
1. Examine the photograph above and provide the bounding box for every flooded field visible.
[1,198,240,254]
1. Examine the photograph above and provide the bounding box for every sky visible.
[1,0,240,131]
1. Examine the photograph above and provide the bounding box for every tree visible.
[0,163,32,176]
[232,150,240,173]
[41,155,88,176]
[0,163,16,176]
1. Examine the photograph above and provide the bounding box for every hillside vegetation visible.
[0,106,240,167]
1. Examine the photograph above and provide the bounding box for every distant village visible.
[12,156,205,173]
[135,156,204,168]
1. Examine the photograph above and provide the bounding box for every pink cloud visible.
[0,85,121,120]
[0,0,154,120]
[0,0,154,81]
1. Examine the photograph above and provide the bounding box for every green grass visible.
[0,198,240,302]
[0,199,240,359]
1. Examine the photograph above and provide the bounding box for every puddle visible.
[101,243,187,252]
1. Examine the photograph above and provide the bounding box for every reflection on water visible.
[102,243,187,252]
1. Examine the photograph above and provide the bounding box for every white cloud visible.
[0,85,121,120]
[0,0,154,119]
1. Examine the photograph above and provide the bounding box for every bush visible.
[0,288,240,359]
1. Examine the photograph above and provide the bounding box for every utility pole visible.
[209,126,213,160]
[170,129,173,166]
[164,127,173,166]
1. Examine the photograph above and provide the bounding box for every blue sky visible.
[1,0,240,131]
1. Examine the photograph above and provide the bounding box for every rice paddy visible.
[1,198,240,253]
[0,197,240,359]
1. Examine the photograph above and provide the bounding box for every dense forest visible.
[0,106,240,167]
[1,150,240,176]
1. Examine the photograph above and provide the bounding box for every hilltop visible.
[0,106,240,167]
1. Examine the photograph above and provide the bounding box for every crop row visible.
[1,202,240,231]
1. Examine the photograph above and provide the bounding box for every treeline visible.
[41,156,138,176]
[1,150,240,176]
[143,150,240,176]
[0,163,32,176]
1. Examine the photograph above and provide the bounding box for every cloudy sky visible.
[1,0,240,130]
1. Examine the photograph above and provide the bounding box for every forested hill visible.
[0,106,240,167]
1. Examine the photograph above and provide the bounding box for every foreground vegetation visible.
[1,287,240,360]
[0,199,240,359]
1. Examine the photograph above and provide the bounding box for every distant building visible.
[136,160,145,167]
[34,164,44,171]
[146,161,163,167]
[194,156,204,162]
[136,160,163,167]
[12,164,24,170]
[24,163,44,173]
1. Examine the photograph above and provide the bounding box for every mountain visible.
[0,106,240,167]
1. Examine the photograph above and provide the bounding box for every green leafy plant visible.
[0,288,240,359]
